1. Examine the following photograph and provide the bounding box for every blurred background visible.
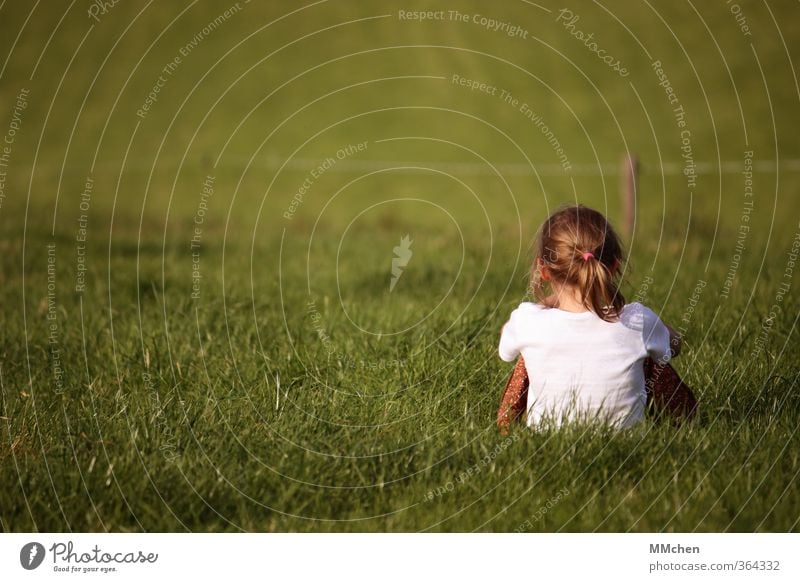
[1,1,799,532]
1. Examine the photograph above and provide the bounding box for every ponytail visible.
[531,205,626,322]
[576,251,625,322]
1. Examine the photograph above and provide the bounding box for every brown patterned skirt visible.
[496,357,697,432]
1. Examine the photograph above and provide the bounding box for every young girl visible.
[497,205,697,431]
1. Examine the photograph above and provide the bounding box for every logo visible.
[20,542,45,570]
[390,235,413,292]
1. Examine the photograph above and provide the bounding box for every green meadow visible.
[1,0,799,531]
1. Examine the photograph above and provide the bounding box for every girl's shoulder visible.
[517,301,553,317]
[519,300,548,310]
[506,301,548,322]
[619,302,661,331]
[515,301,550,314]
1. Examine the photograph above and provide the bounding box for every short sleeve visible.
[498,305,528,362]
[640,305,672,363]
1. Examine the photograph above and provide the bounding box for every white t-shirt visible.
[498,302,672,428]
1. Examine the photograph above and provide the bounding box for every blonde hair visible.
[530,204,625,322]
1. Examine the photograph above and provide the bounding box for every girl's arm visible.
[497,357,529,434]
[665,324,682,357]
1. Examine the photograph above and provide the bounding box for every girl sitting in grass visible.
[497,204,697,432]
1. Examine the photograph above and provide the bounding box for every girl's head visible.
[531,204,625,321]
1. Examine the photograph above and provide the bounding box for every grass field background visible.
[1,0,799,531]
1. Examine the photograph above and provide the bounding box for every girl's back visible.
[499,301,671,427]
[497,204,680,429]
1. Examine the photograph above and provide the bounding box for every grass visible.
[1,0,799,532]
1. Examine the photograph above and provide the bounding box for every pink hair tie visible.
[581,252,594,261]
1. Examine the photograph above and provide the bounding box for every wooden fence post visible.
[621,153,639,239]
